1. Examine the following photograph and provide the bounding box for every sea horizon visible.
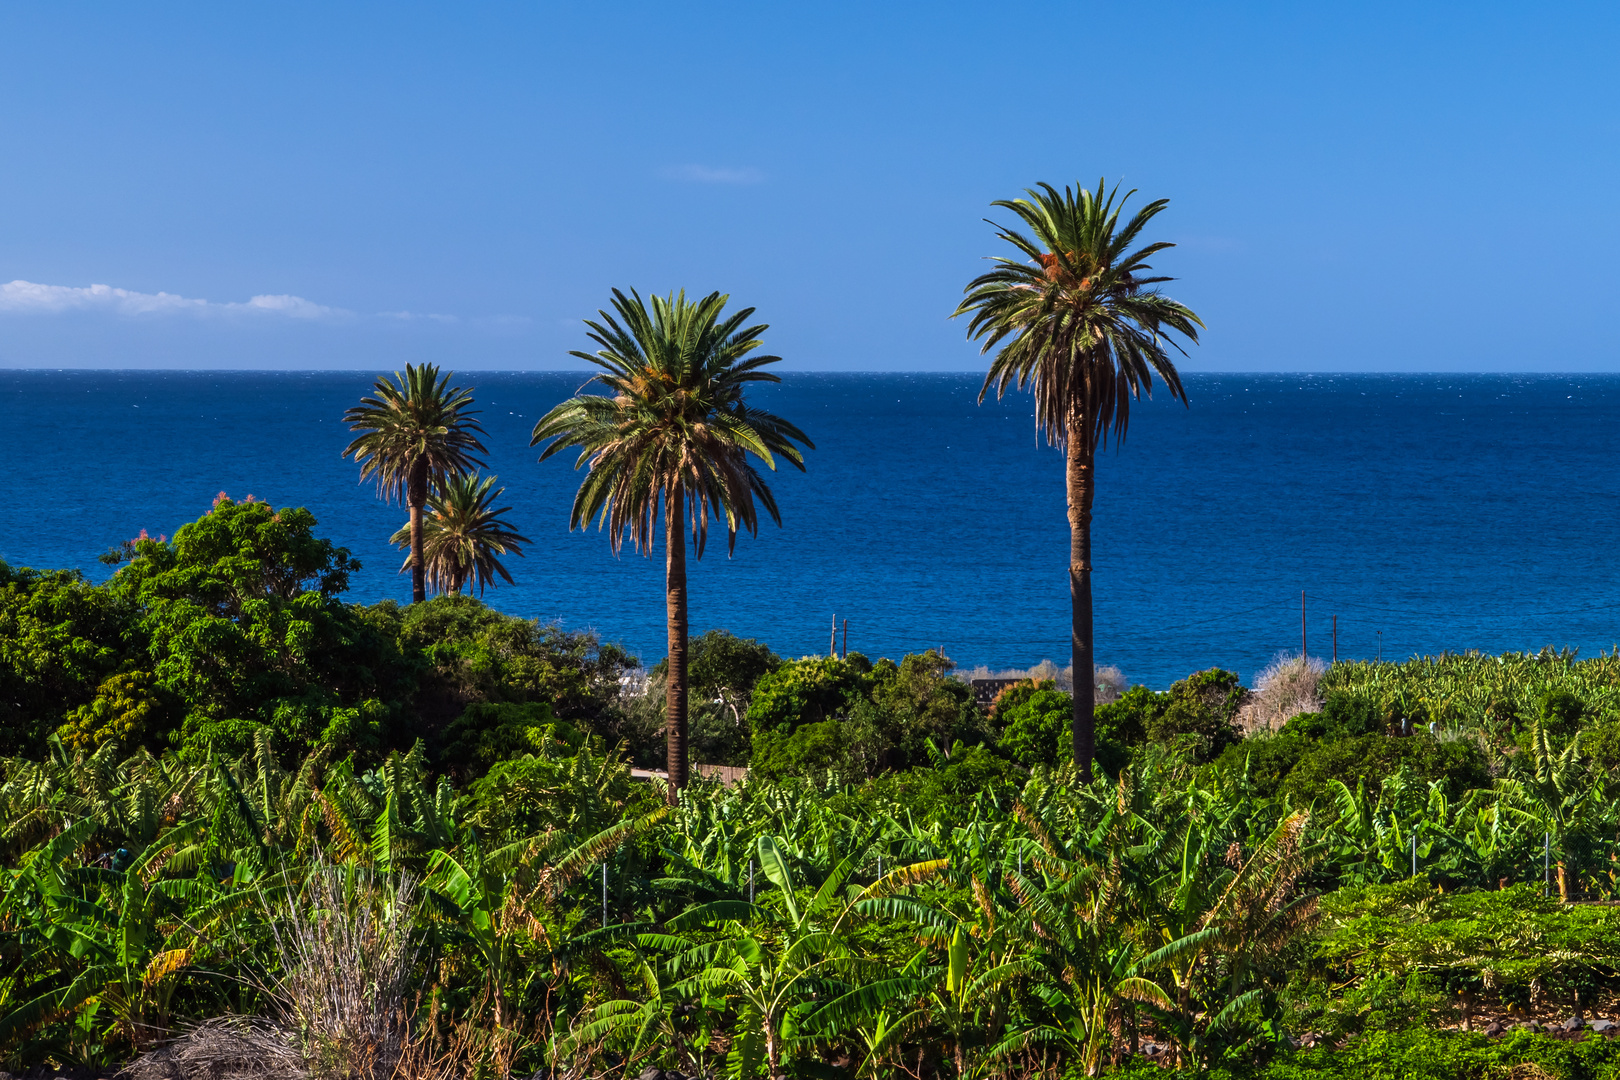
[6,369,1618,689]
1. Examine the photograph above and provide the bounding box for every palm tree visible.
[388,473,530,597]
[343,364,488,603]
[955,180,1203,779]
[531,289,811,801]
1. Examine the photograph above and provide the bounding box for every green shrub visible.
[1149,668,1244,763]
[1279,733,1488,803]
[1095,684,1159,748]
[435,700,564,779]
[1284,692,1383,741]
[57,670,173,753]
[1207,730,1313,798]
[997,680,1072,768]
[1542,689,1587,739]
[1208,1028,1620,1080]
[747,654,871,736]
[1585,719,1620,772]
[751,719,847,782]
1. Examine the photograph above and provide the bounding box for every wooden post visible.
[830,614,837,658]
[1301,591,1307,661]
[841,618,848,659]
[1332,615,1337,664]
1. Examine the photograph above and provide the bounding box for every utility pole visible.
[1332,615,1338,665]
[1300,591,1307,661]
[841,618,848,659]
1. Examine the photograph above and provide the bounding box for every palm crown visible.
[531,288,812,555]
[532,288,812,801]
[343,363,488,603]
[957,180,1202,448]
[389,473,529,597]
[343,364,488,505]
[957,180,1203,779]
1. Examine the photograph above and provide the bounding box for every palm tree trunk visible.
[1066,406,1096,780]
[408,502,426,603]
[665,484,689,802]
[408,460,428,604]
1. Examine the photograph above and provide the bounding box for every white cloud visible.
[379,309,461,324]
[236,293,346,318]
[0,279,350,319]
[659,164,765,185]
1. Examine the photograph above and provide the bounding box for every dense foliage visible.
[12,504,1620,1077]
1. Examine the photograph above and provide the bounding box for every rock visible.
[1141,1043,1163,1057]
[1519,1020,1544,1033]
[637,1069,663,1080]
[1594,1019,1618,1035]
[1485,1020,1505,1037]
[1562,1016,1586,1033]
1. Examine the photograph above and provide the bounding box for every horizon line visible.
[3,367,1620,377]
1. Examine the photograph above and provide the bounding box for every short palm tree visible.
[388,473,530,597]
[343,363,488,603]
[531,289,812,801]
[955,180,1203,779]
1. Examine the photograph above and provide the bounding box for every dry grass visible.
[121,1017,307,1080]
[1094,665,1126,705]
[262,863,420,1080]
[1237,653,1327,735]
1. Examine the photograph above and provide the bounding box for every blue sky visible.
[0,2,1615,371]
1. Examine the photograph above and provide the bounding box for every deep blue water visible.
[3,371,1617,689]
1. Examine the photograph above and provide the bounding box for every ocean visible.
[3,370,1617,689]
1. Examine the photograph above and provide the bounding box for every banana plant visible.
[423,807,666,1029]
[1495,722,1604,900]
[982,791,1170,1078]
[0,818,250,1059]
[644,833,944,1078]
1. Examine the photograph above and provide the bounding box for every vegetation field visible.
[7,497,1620,1079]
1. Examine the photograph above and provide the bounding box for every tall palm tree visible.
[388,473,530,597]
[531,289,812,801]
[343,363,488,603]
[955,180,1202,779]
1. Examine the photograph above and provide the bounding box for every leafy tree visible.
[1149,668,1244,764]
[102,497,410,761]
[750,718,849,783]
[57,670,172,754]
[382,594,638,739]
[996,679,1072,769]
[533,290,812,800]
[867,649,982,765]
[690,629,780,730]
[434,700,561,780]
[645,630,782,766]
[0,563,136,756]
[344,363,488,604]
[387,473,529,597]
[748,654,872,737]
[956,180,1202,779]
